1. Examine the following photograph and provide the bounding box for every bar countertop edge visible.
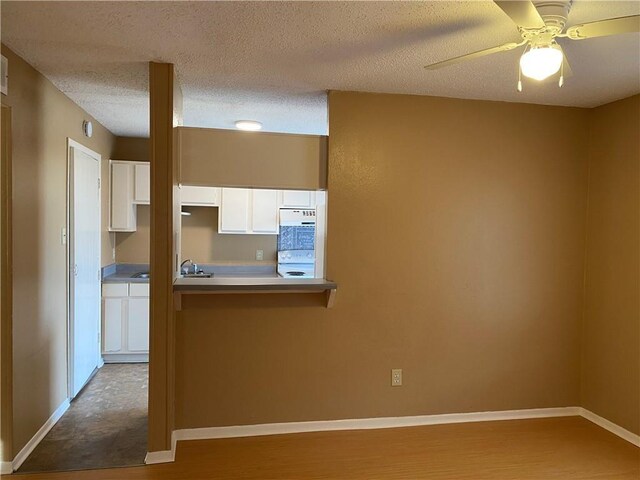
[173,277,337,292]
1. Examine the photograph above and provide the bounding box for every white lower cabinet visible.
[102,282,149,362]
[127,298,150,351]
[103,298,123,352]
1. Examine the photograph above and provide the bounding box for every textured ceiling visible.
[2,1,639,137]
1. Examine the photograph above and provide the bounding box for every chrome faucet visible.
[180,259,198,275]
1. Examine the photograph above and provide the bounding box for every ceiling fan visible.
[424,0,640,91]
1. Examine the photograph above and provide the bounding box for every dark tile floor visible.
[18,363,148,474]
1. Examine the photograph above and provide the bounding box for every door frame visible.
[66,138,102,399]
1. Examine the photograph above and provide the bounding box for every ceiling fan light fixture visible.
[519,45,564,81]
[235,120,262,131]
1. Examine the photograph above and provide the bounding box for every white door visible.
[69,143,101,398]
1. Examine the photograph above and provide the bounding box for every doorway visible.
[68,140,102,398]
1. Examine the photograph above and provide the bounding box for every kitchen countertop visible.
[101,263,284,283]
[102,264,150,283]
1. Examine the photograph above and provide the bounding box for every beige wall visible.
[1,45,116,455]
[581,95,640,435]
[178,127,327,190]
[174,91,590,429]
[113,136,149,162]
[115,205,150,264]
[181,207,277,264]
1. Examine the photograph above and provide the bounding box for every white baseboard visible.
[144,449,174,464]
[102,353,149,363]
[146,406,639,467]
[173,407,580,443]
[580,408,640,447]
[11,398,70,471]
[0,461,13,475]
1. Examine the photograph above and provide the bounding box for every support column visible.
[148,62,182,455]
[0,105,13,470]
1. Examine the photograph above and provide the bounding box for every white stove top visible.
[277,250,315,278]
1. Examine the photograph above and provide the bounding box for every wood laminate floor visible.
[16,363,148,474]
[9,416,639,479]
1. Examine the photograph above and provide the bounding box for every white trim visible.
[11,399,70,471]
[173,407,580,443]
[0,462,13,475]
[147,406,640,466]
[102,353,149,363]
[145,407,579,464]
[144,450,174,464]
[580,408,640,447]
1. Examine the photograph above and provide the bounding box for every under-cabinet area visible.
[107,159,327,279]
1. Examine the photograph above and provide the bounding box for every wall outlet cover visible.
[391,368,402,387]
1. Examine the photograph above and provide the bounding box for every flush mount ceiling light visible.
[424,0,640,92]
[520,44,563,81]
[234,120,262,131]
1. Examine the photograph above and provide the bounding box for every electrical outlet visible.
[256,249,264,261]
[391,368,402,387]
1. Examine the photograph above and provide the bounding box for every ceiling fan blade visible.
[424,41,525,70]
[564,15,640,40]
[494,1,546,29]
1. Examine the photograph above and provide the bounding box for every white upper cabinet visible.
[133,163,150,205]
[219,188,250,233]
[181,185,220,206]
[251,189,279,234]
[218,187,280,235]
[110,161,136,232]
[281,190,316,208]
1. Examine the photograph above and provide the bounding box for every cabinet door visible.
[281,190,315,208]
[219,188,250,233]
[134,163,150,205]
[252,189,279,234]
[181,186,219,206]
[110,162,136,231]
[103,298,123,352]
[127,297,149,352]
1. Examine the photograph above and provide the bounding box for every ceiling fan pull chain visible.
[517,64,523,92]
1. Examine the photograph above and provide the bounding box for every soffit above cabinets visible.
[2,1,638,137]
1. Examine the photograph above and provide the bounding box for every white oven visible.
[277,209,316,278]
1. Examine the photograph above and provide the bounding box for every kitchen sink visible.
[182,273,212,278]
[131,272,150,279]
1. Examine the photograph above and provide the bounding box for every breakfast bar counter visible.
[173,277,338,309]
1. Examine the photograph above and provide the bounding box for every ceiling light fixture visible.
[519,44,563,81]
[234,120,262,131]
